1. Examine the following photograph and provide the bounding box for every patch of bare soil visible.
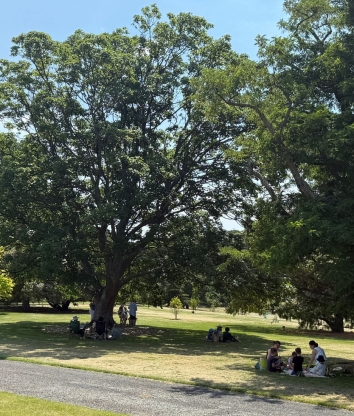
[119,326,166,337]
[44,324,166,337]
[43,325,70,335]
[0,307,88,314]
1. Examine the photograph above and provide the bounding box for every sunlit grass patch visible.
[0,305,354,410]
[0,391,126,416]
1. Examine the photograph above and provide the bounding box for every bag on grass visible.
[206,329,214,341]
[255,361,260,370]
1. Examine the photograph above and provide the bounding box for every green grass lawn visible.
[0,392,126,416]
[0,305,354,411]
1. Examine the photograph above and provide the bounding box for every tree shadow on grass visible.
[0,319,286,362]
[0,319,348,364]
[167,371,354,410]
[165,383,285,404]
[1,320,354,410]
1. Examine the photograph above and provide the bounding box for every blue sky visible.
[0,0,286,230]
[0,0,285,59]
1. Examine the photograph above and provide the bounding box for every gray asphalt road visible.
[0,361,351,415]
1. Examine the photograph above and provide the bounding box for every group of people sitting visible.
[69,301,138,340]
[265,340,327,377]
[69,315,108,339]
[206,325,241,343]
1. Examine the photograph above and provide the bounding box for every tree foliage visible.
[0,272,13,300]
[0,7,252,323]
[170,296,183,319]
[193,0,354,331]
[0,247,14,300]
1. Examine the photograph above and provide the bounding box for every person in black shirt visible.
[222,327,240,342]
[291,347,304,375]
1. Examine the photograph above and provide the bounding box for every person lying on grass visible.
[222,327,240,342]
[268,348,286,372]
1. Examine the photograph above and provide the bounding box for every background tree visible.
[0,7,252,324]
[190,297,198,313]
[170,296,183,319]
[0,273,13,300]
[193,0,354,331]
[0,247,14,300]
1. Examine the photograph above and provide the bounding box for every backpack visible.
[206,329,214,341]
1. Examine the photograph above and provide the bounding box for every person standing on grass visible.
[118,303,129,325]
[89,300,96,321]
[129,300,137,326]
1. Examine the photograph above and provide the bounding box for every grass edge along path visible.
[2,356,352,412]
[0,391,127,416]
[0,306,354,412]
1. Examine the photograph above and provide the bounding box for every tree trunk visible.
[325,313,344,332]
[61,300,71,311]
[22,298,31,311]
[47,300,71,311]
[93,277,121,327]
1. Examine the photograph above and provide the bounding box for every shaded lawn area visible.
[0,307,354,411]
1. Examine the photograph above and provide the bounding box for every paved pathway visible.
[0,361,352,415]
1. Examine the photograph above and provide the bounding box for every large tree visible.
[0,6,251,324]
[193,0,354,331]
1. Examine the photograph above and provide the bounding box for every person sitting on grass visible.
[95,316,106,336]
[267,348,286,372]
[266,341,281,360]
[222,327,240,342]
[306,354,327,376]
[306,340,327,374]
[287,351,297,371]
[291,347,304,375]
[259,340,283,370]
[69,316,85,338]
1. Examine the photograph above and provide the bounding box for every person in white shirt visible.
[128,301,138,326]
[89,300,96,321]
[309,354,327,376]
[306,340,327,375]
